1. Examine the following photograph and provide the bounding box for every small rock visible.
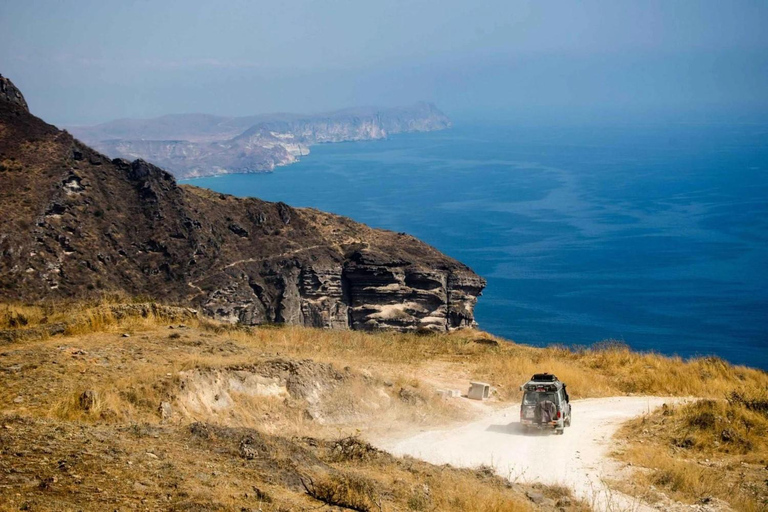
[158,401,173,421]
[13,396,23,404]
[239,436,259,460]
[121,333,130,338]
[38,475,57,490]
[145,452,158,460]
[526,490,546,504]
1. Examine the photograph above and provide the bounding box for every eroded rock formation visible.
[0,75,484,332]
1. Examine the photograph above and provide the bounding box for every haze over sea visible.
[185,120,768,370]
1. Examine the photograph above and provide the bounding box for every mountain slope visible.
[0,74,483,331]
[69,102,452,178]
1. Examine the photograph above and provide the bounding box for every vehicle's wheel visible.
[566,415,571,427]
[556,428,564,435]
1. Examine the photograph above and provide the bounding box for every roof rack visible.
[531,373,558,382]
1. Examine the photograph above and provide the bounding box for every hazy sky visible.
[2,0,767,125]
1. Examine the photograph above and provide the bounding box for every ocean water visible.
[185,121,768,370]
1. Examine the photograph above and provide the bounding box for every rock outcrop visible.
[0,75,484,332]
[69,102,452,178]
[0,74,28,111]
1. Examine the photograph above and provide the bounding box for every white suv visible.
[519,373,571,434]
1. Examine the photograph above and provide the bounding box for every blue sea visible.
[185,121,768,370]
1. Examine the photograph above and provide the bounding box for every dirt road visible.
[377,396,676,511]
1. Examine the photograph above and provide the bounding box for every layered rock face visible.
[200,259,483,331]
[69,102,452,179]
[0,75,484,332]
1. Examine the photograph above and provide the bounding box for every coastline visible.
[181,122,768,370]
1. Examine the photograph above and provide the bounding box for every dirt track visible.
[378,396,677,511]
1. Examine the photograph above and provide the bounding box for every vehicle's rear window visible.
[523,391,557,405]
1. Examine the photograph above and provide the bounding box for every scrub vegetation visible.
[613,393,768,511]
[1,299,767,511]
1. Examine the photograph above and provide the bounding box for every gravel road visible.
[378,396,676,511]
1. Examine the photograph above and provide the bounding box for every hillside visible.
[0,74,483,331]
[2,301,767,510]
[69,102,452,178]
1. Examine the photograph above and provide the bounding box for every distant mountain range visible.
[69,103,452,179]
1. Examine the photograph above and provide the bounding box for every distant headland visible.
[69,103,452,179]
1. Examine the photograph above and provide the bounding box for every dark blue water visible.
[184,122,768,370]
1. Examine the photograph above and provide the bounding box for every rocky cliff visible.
[0,75,484,331]
[69,102,452,178]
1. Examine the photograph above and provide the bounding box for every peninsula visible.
[69,102,452,179]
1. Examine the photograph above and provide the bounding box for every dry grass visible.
[0,303,52,329]
[3,302,767,428]
[0,295,125,330]
[306,437,572,512]
[0,414,586,512]
[220,328,768,401]
[0,296,198,336]
[2,299,767,511]
[3,298,765,403]
[612,392,768,511]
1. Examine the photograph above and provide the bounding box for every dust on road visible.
[377,396,679,511]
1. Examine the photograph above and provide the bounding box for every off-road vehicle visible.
[519,373,571,434]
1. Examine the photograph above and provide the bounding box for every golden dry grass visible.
[220,327,768,401]
[0,414,586,512]
[2,299,767,511]
[0,298,589,510]
[613,393,768,511]
[0,296,197,334]
[4,298,765,394]
[3,300,767,426]
[0,296,126,330]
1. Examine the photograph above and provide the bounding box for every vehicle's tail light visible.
[557,410,561,419]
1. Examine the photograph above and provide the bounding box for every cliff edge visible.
[69,102,452,178]
[0,75,484,331]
